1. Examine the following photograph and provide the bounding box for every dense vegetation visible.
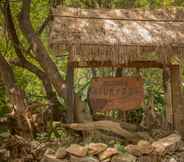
[0,0,183,137]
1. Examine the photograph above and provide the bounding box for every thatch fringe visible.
[50,43,184,65]
[49,7,184,65]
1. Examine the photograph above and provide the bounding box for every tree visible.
[0,52,32,138]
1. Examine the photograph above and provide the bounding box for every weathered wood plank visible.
[66,61,74,123]
[163,67,173,129]
[89,77,144,112]
[73,61,177,68]
[170,65,184,134]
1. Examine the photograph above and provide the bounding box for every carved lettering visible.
[89,77,144,112]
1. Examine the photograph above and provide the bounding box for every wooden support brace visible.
[66,61,75,123]
[170,65,184,135]
[163,67,173,129]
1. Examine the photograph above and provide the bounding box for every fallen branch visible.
[62,120,141,143]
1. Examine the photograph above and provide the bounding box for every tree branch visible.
[3,0,60,104]
[19,0,66,98]
[26,15,51,53]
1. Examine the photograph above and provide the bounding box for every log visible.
[62,120,141,143]
[93,114,140,132]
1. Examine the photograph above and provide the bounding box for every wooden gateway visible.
[49,7,184,134]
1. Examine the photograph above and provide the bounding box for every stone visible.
[0,149,10,161]
[152,133,182,155]
[136,131,154,142]
[13,159,24,162]
[31,140,41,149]
[66,144,88,157]
[44,148,55,155]
[174,152,184,162]
[137,155,159,162]
[101,158,111,162]
[70,155,99,162]
[168,158,177,162]
[88,143,107,155]
[137,140,154,154]
[125,145,142,156]
[111,154,137,162]
[125,141,153,156]
[55,147,67,159]
[25,154,33,160]
[41,154,69,162]
[98,147,118,160]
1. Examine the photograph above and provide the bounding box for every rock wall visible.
[41,133,184,162]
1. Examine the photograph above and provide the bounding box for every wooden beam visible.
[170,65,184,135]
[54,15,184,23]
[73,61,177,68]
[163,67,173,129]
[66,61,75,123]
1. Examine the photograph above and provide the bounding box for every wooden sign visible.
[88,77,144,112]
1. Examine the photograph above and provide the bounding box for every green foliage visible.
[143,69,164,112]
[115,143,127,154]
[64,0,184,8]
[0,0,183,124]
[0,87,9,117]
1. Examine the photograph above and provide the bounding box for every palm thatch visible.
[49,7,184,65]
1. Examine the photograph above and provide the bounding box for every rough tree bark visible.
[18,0,92,123]
[18,0,66,98]
[2,1,62,121]
[62,120,141,143]
[0,53,32,139]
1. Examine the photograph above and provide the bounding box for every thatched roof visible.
[49,7,184,65]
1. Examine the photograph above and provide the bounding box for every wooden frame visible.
[170,66,183,133]
[67,58,183,132]
[66,61,75,123]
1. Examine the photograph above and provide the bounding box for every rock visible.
[136,131,154,142]
[101,158,111,162]
[44,148,55,155]
[25,154,33,160]
[173,152,184,161]
[70,155,99,162]
[137,155,159,162]
[13,159,24,162]
[137,140,154,154]
[98,147,118,160]
[125,145,142,156]
[152,133,182,155]
[66,144,88,157]
[41,154,69,162]
[30,140,41,149]
[111,154,137,162]
[125,141,153,156]
[168,158,177,162]
[88,143,107,155]
[55,147,67,159]
[0,149,10,160]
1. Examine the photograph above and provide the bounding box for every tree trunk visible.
[0,53,32,138]
[18,0,92,123]
[18,0,66,98]
[3,1,62,121]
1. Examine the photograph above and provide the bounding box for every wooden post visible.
[170,65,184,134]
[163,67,173,129]
[66,61,74,123]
